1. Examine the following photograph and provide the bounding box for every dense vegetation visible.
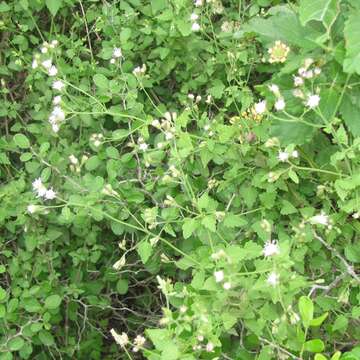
[0,0,360,359]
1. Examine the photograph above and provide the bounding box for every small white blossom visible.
[139,143,148,151]
[206,342,214,352]
[151,119,160,127]
[110,58,116,64]
[110,329,129,347]
[32,59,38,69]
[41,47,48,54]
[293,76,304,87]
[191,22,201,32]
[48,65,58,76]
[53,95,62,105]
[113,47,122,58]
[50,39,59,47]
[52,123,60,133]
[303,70,314,79]
[254,100,267,114]
[352,212,360,219]
[27,205,38,214]
[310,212,329,226]
[42,59,52,69]
[293,89,304,98]
[223,282,231,290]
[190,13,199,21]
[268,84,279,95]
[133,64,146,76]
[69,154,78,165]
[263,240,280,257]
[291,150,299,158]
[306,94,320,109]
[214,270,224,283]
[278,151,289,162]
[267,272,279,286]
[45,188,56,200]
[194,0,203,6]
[314,67,321,75]
[274,98,285,111]
[52,80,65,91]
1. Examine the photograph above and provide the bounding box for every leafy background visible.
[0,0,360,359]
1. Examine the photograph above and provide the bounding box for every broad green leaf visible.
[8,337,24,352]
[116,279,129,295]
[299,296,314,327]
[182,218,198,239]
[304,339,325,353]
[245,11,320,50]
[93,74,109,89]
[299,0,339,29]
[14,134,30,149]
[310,312,329,327]
[344,10,360,74]
[45,0,62,16]
[315,354,328,360]
[44,294,62,310]
[38,330,54,346]
[0,287,6,302]
[137,241,153,264]
[331,351,342,360]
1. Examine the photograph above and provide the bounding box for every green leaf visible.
[116,279,129,295]
[93,74,109,89]
[182,218,198,239]
[299,0,339,29]
[223,213,248,228]
[0,287,6,302]
[310,312,329,327]
[151,0,167,13]
[345,244,360,263]
[45,0,62,16]
[332,315,348,332]
[137,241,153,264]
[315,354,328,360]
[299,296,314,327]
[304,339,325,353]
[331,351,342,360]
[14,134,30,149]
[344,10,360,74]
[44,294,62,310]
[38,330,54,346]
[201,215,216,232]
[8,337,24,352]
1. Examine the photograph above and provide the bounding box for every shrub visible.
[0,0,359,359]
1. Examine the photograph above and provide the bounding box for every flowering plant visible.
[0,0,360,359]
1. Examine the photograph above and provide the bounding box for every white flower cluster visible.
[190,12,200,31]
[192,336,215,353]
[290,58,322,108]
[32,178,56,200]
[267,271,279,286]
[110,329,146,352]
[110,47,123,64]
[32,40,59,76]
[187,93,202,103]
[268,84,286,111]
[253,100,267,115]
[48,104,65,133]
[152,111,177,141]
[137,137,148,152]
[263,240,280,257]
[213,270,231,290]
[133,63,146,76]
[277,149,298,162]
[309,212,332,229]
[90,133,104,147]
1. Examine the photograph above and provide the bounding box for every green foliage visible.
[0,0,359,359]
